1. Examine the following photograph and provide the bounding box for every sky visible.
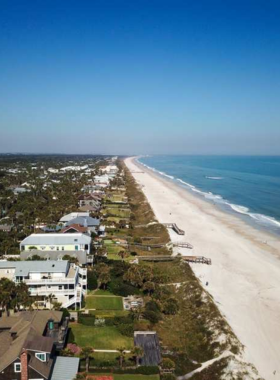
[0,0,280,155]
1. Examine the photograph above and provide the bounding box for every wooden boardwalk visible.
[138,255,212,265]
[163,223,185,235]
[181,256,212,265]
[173,242,193,249]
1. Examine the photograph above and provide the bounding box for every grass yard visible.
[85,295,123,310]
[69,323,133,349]
[94,289,114,296]
[89,310,128,318]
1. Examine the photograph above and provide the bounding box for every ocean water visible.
[138,155,280,236]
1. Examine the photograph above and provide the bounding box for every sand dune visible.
[125,156,280,380]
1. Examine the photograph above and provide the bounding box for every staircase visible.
[61,288,82,309]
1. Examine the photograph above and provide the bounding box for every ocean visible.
[138,155,280,236]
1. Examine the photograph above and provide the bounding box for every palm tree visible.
[132,346,144,367]
[117,347,126,369]
[80,346,94,372]
[117,250,129,262]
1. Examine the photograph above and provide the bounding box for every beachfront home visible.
[65,216,100,234]
[0,310,79,380]
[0,260,87,309]
[59,212,89,224]
[20,249,93,265]
[20,233,91,254]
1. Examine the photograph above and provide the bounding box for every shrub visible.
[163,298,180,315]
[78,313,96,326]
[145,300,161,313]
[108,278,141,296]
[87,271,98,290]
[143,310,161,324]
[161,374,176,380]
[117,323,134,337]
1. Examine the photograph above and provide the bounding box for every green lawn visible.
[85,296,123,310]
[94,289,114,296]
[89,310,128,318]
[69,323,133,349]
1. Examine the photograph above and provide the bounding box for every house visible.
[59,212,89,224]
[0,260,87,309]
[61,224,89,235]
[0,224,12,232]
[134,331,161,366]
[0,310,78,380]
[78,194,101,209]
[65,216,100,235]
[20,250,92,265]
[20,233,92,254]
[100,165,118,175]
[79,204,98,212]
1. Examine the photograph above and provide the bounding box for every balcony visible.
[24,277,77,285]
[29,288,76,296]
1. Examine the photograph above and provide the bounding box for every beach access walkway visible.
[163,222,185,235]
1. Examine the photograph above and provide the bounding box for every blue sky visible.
[0,0,280,155]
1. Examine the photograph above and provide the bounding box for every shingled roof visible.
[0,310,62,374]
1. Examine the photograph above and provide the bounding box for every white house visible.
[20,233,91,254]
[0,260,87,309]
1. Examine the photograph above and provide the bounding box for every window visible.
[35,352,46,362]
[75,245,79,250]
[85,244,88,250]
[59,285,62,290]
[62,246,64,251]
[56,247,59,250]
[14,363,21,372]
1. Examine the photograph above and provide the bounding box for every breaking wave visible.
[136,159,280,231]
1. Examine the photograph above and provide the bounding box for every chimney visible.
[20,349,28,380]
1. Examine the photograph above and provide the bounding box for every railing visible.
[29,289,76,295]
[22,277,76,285]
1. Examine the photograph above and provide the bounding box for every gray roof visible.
[20,233,91,246]
[0,260,69,277]
[51,357,80,380]
[134,331,161,366]
[20,250,88,265]
[66,216,100,227]
[59,212,89,222]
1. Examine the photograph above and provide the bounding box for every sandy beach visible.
[125,156,280,380]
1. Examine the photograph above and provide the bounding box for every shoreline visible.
[136,156,280,239]
[125,156,280,380]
